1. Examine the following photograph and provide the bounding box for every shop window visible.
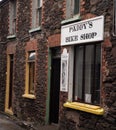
[23,51,36,99]
[9,0,16,35]
[114,0,116,35]
[73,44,101,105]
[66,0,80,19]
[31,0,42,29]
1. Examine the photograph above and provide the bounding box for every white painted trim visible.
[68,46,74,101]
[29,26,41,33]
[61,15,81,25]
[7,35,16,39]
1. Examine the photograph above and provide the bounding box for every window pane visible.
[28,52,35,61]
[37,0,42,26]
[29,62,35,94]
[13,0,16,18]
[10,0,16,34]
[73,44,101,105]
[32,0,42,28]
[74,0,80,15]
[74,46,84,101]
[84,45,94,103]
[38,8,42,26]
[37,0,42,7]
[9,54,14,109]
[93,44,101,104]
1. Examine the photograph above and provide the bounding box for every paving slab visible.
[36,124,59,130]
[0,112,59,130]
[0,115,26,130]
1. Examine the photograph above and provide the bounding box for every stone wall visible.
[0,1,9,111]
[4,0,64,124]
[0,0,115,129]
[59,0,116,130]
[43,0,64,36]
[12,0,48,123]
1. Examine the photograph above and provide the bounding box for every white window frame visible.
[68,44,101,105]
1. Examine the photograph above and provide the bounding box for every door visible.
[49,49,61,124]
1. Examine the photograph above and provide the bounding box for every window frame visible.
[23,51,36,99]
[5,54,14,115]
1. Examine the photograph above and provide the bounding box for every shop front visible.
[59,16,106,130]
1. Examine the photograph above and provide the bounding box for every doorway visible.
[49,48,61,124]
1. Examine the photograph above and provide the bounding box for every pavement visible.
[0,113,25,130]
[0,112,59,130]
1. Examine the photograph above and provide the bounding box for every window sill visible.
[22,94,36,99]
[61,15,81,25]
[7,35,16,39]
[29,26,41,33]
[63,102,104,115]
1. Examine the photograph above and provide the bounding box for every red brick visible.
[48,34,61,47]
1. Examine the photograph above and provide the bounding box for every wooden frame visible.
[5,54,14,115]
[22,51,36,99]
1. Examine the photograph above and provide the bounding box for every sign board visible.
[61,16,104,46]
[60,48,69,92]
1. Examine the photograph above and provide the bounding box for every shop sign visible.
[61,16,104,46]
[60,48,69,92]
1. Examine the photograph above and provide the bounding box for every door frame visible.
[46,47,61,124]
[46,48,52,124]
[5,54,14,115]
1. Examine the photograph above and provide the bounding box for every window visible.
[114,0,116,35]
[66,0,80,19]
[31,0,42,29]
[74,0,80,15]
[23,51,36,99]
[73,44,101,105]
[9,0,16,35]
[28,52,35,94]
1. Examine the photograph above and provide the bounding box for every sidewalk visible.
[0,112,59,130]
[34,124,59,130]
[0,113,26,130]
